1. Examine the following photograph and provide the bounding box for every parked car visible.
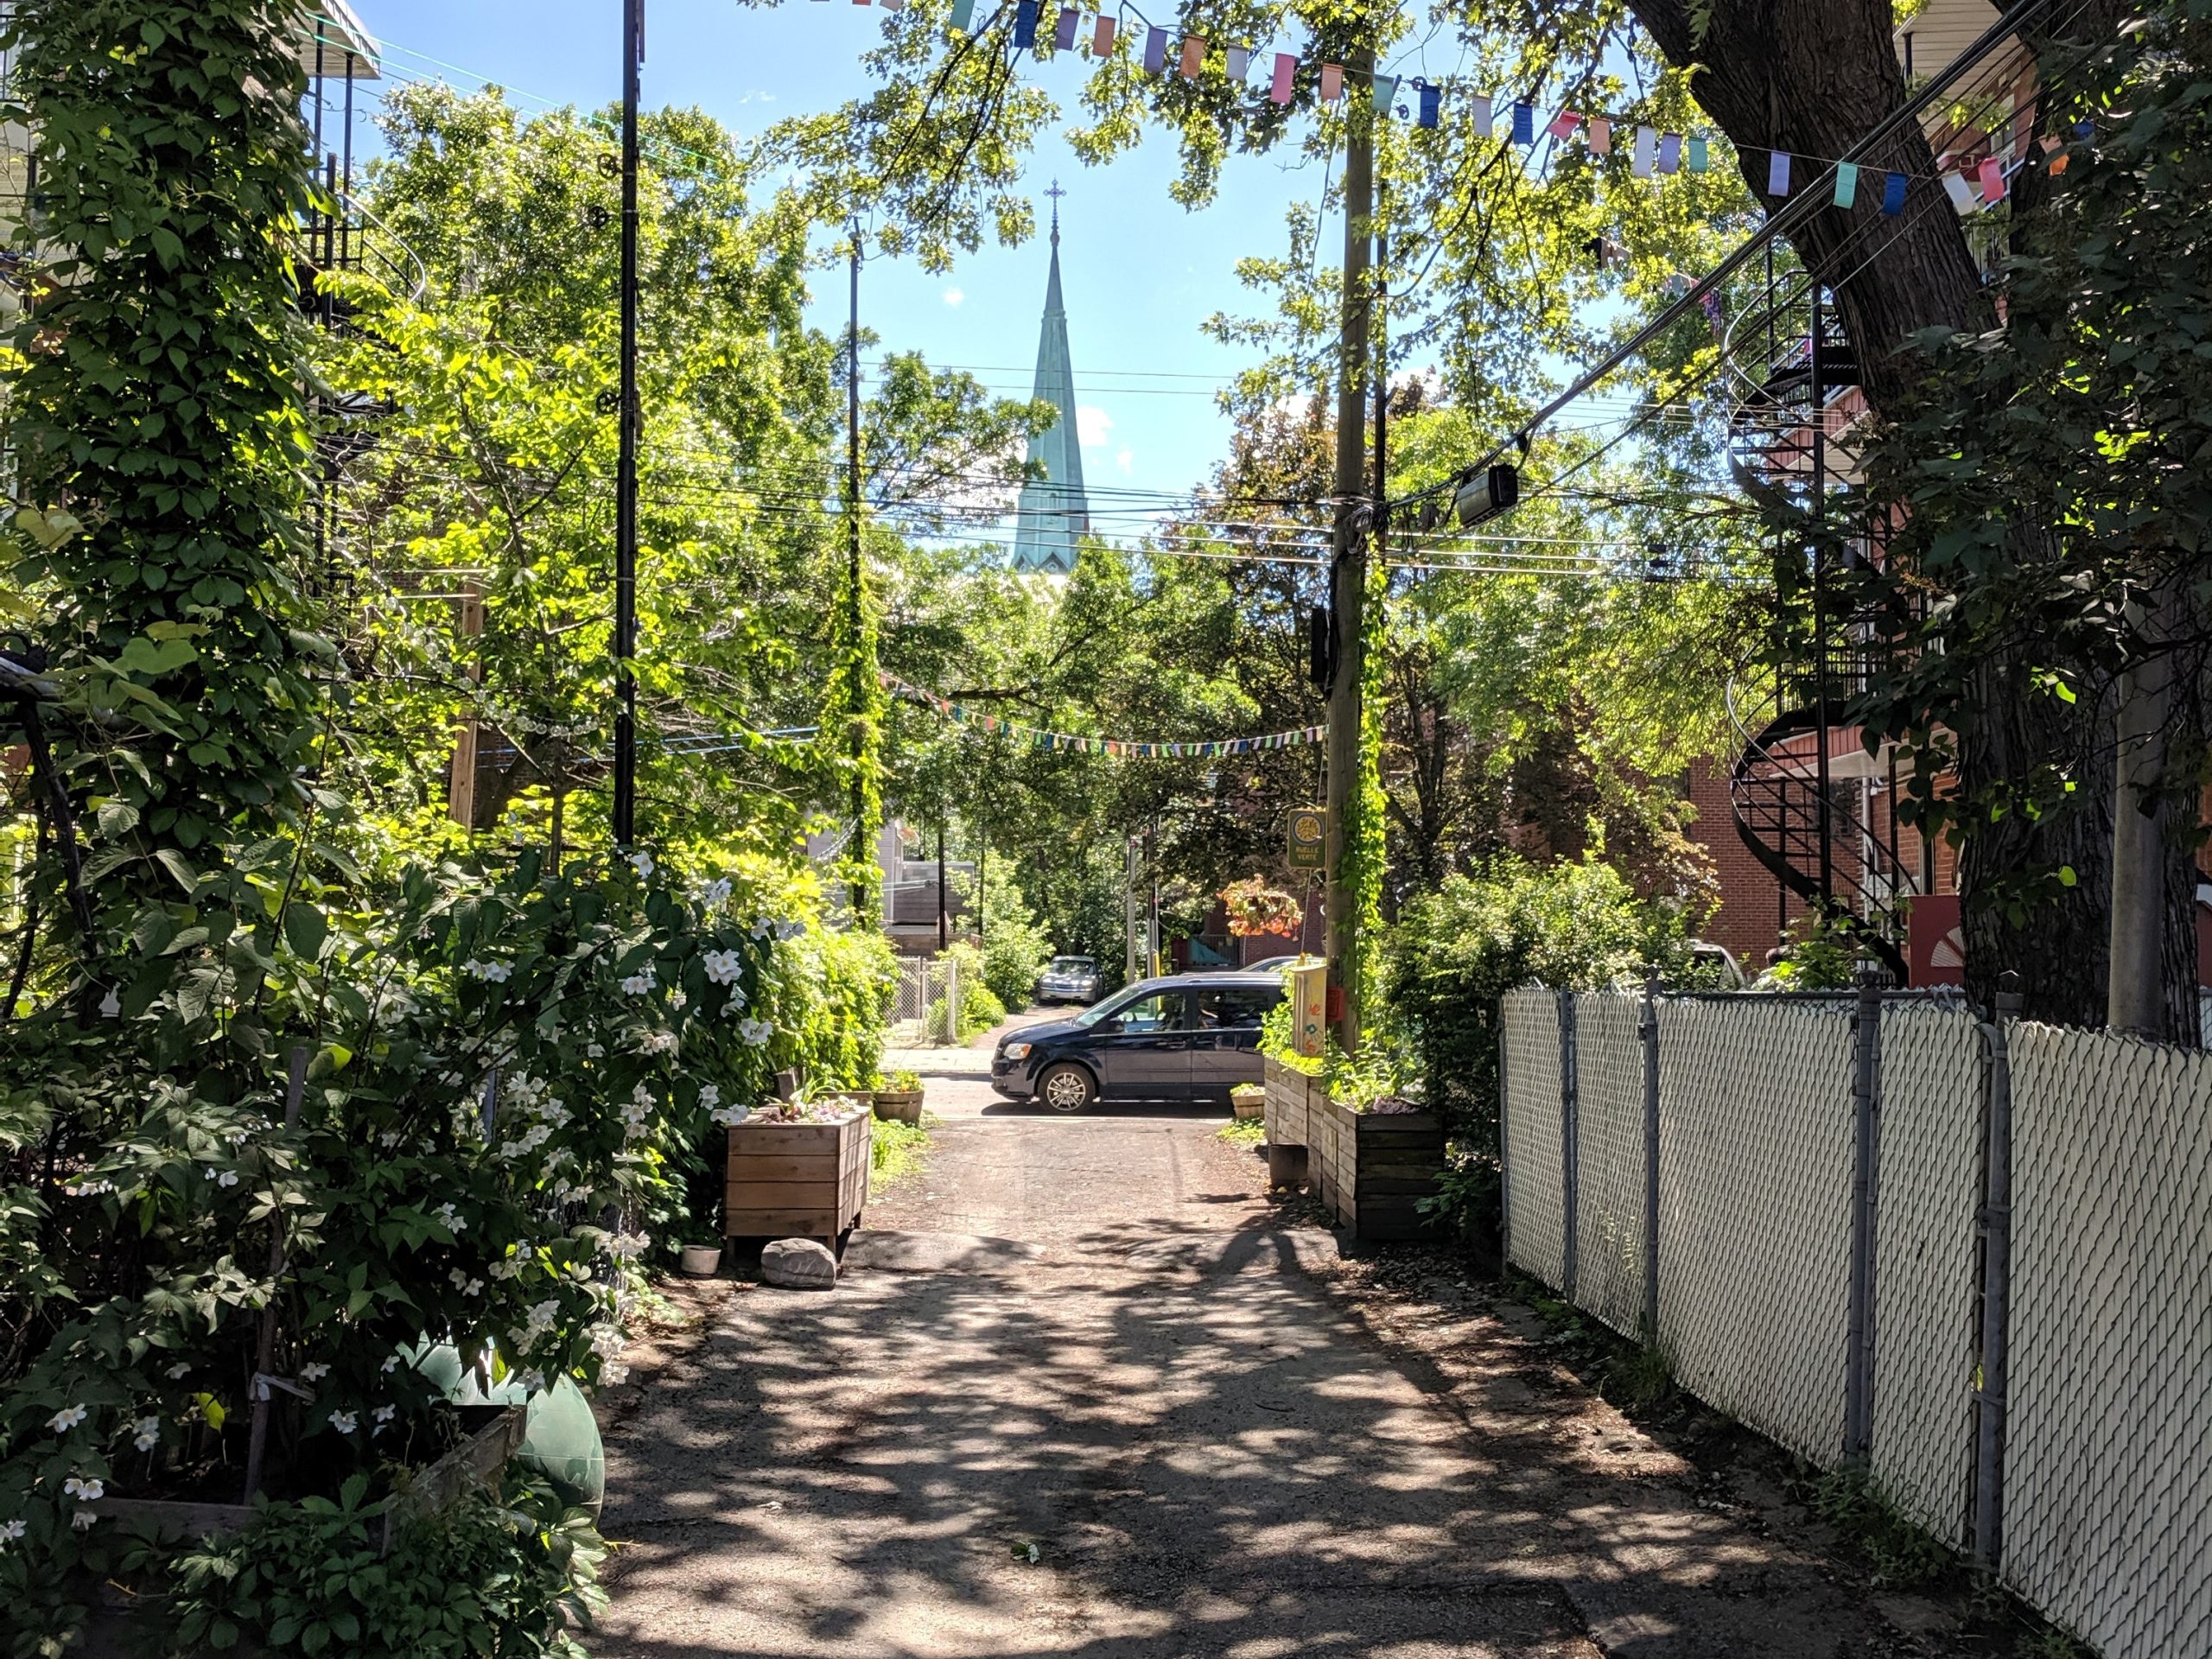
[1034,954,1102,1006]
[990,971,1286,1112]
[1243,954,1302,972]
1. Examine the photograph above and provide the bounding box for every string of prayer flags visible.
[1767,149,1791,197]
[1587,116,1611,156]
[1418,79,1441,129]
[1373,73,1398,113]
[1091,12,1112,52]
[1013,0,1037,48]
[1512,99,1535,144]
[1941,168,1974,212]
[1179,34,1204,77]
[1470,92,1492,138]
[1271,52,1295,104]
[1319,61,1343,101]
[1143,25,1166,73]
[1834,161,1859,208]
[949,0,974,28]
[1658,132,1682,174]
[1632,124,1656,178]
[1688,135,1707,172]
[1977,155,2005,202]
[1547,108,1580,142]
[1054,5,1077,50]
[1226,43,1249,81]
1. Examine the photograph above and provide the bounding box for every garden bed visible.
[1263,1057,1445,1241]
[725,1102,873,1243]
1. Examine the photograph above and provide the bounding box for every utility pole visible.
[610,0,643,847]
[1124,833,1140,987]
[1324,44,1376,1052]
[842,221,877,925]
[1147,812,1160,977]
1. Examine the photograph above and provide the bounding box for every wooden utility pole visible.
[1324,45,1376,1052]
[610,0,642,848]
[447,577,484,829]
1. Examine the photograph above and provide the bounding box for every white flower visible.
[327,1410,358,1434]
[463,1277,484,1297]
[435,1202,465,1233]
[738,1018,773,1047]
[620,972,654,996]
[48,1405,86,1434]
[164,1362,191,1380]
[131,1417,160,1452]
[514,1369,545,1394]
[723,985,748,1014]
[703,949,744,985]
[749,917,773,941]
[710,1103,753,1128]
[0,1518,24,1545]
[630,849,656,878]
[697,1083,721,1109]
[372,1404,396,1424]
[670,990,688,1010]
[586,1041,606,1058]
[216,1170,239,1189]
[600,1361,631,1385]
[298,1362,330,1382]
[61,1477,103,1502]
[71,1509,96,1531]
[465,958,512,983]
[638,1030,678,1056]
[526,1299,561,1334]
[588,1325,627,1359]
[380,1354,401,1374]
[700,877,733,908]
[778,919,807,940]
[607,1231,650,1259]
[63,1178,114,1198]
[378,1130,401,1148]
[449,1268,468,1288]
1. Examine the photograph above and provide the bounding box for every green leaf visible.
[283,904,328,962]
[154,848,199,893]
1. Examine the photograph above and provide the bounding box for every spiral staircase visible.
[1719,271,1914,981]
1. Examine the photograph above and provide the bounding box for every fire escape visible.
[1722,257,1920,982]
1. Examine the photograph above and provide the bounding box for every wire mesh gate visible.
[1500,986,2211,1659]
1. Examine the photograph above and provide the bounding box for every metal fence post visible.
[1972,987,2021,1569]
[1497,1003,1512,1266]
[1558,987,1580,1301]
[1640,969,1662,1342]
[1844,972,1885,1462]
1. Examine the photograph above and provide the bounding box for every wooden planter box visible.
[725,1103,872,1243]
[1262,1056,1445,1241]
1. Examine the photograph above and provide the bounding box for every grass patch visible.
[870,1114,935,1195]
[1806,1465,1954,1589]
[1217,1118,1267,1148]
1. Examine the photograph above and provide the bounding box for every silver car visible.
[1034,954,1102,1006]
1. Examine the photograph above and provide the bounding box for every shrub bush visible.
[976,868,1052,1010]
[1386,856,1699,1250]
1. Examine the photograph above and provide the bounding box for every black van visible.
[988,971,1285,1112]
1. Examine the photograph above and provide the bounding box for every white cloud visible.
[942,287,964,307]
[1076,405,1113,447]
[1115,447,1134,475]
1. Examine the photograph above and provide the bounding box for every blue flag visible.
[1417,80,1440,129]
[1881,170,1906,214]
[1014,0,1037,48]
[1143,24,1166,72]
[1511,99,1534,144]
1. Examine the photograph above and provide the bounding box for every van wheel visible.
[1036,1063,1096,1113]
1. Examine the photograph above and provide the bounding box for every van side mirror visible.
[1094,1017,1124,1035]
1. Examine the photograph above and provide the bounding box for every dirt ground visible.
[591,1065,2030,1659]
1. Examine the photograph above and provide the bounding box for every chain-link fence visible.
[1499,987,2212,1658]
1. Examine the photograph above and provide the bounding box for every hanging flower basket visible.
[1221,875,1304,938]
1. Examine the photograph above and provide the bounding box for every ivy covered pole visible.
[824,221,884,926]
[1325,42,1379,1051]
[611,0,643,847]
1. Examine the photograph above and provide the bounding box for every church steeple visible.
[1010,182,1089,575]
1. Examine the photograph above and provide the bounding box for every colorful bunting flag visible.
[1271,52,1295,104]
[1418,79,1440,129]
[1471,92,1493,138]
[1143,24,1166,73]
[1657,132,1681,174]
[1372,73,1397,114]
[1511,99,1534,144]
[1688,135,1707,172]
[1014,0,1037,48]
[1179,34,1204,78]
[949,0,974,23]
[1882,170,1907,213]
[1092,12,1113,53]
[2041,132,2068,177]
[1834,161,1859,208]
[1053,5,1077,50]
[880,0,905,12]
[1226,44,1248,81]
[1587,115,1611,156]
[1547,108,1580,141]
[1978,154,2005,202]
[1941,168,1975,211]
[1320,61,1343,101]
[1766,149,1791,196]
[1632,124,1656,178]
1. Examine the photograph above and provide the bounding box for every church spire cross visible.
[1046,178,1065,240]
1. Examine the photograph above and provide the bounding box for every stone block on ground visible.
[760,1237,838,1290]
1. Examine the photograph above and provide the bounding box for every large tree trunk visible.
[1624,0,2183,1027]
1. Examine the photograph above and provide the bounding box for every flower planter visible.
[679,1243,724,1277]
[1229,1084,1267,1122]
[725,1103,872,1244]
[871,1088,924,1124]
[1262,1058,1445,1241]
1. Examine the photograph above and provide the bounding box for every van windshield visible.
[1047,957,1094,974]
[1070,986,1141,1029]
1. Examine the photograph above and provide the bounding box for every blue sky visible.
[341,0,1345,523]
